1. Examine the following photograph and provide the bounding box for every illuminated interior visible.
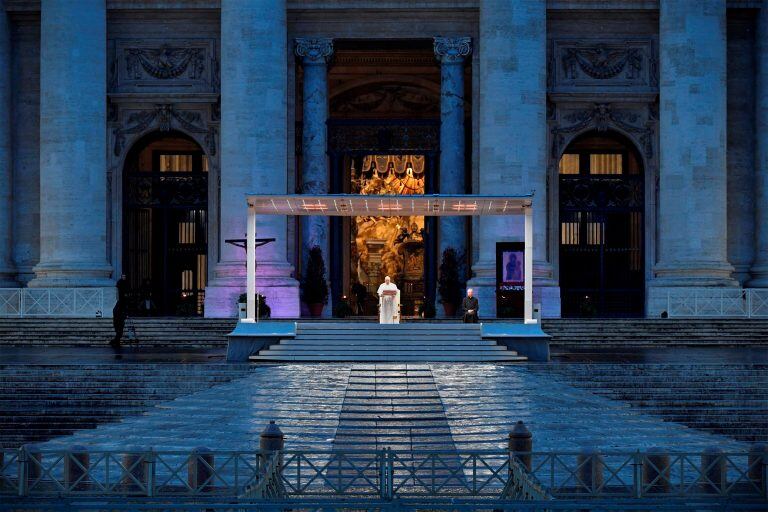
[350,154,425,316]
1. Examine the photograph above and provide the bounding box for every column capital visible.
[295,38,334,65]
[434,36,472,64]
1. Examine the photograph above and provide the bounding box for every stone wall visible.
[2,2,764,318]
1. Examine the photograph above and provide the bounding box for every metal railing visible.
[1,447,765,504]
[667,288,768,318]
[0,288,106,317]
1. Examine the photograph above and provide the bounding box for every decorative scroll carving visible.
[126,46,205,80]
[331,84,439,116]
[328,121,439,152]
[295,38,334,64]
[113,105,217,157]
[551,103,655,160]
[433,37,472,64]
[562,46,641,80]
[109,39,219,93]
[550,39,657,91]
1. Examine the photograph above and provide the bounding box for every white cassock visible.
[377,282,400,324]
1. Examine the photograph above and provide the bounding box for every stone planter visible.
[308,303,324,317]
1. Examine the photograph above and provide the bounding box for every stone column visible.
[295,38,333,310]
[750,5,768,286]
[205,0,300,318]
[29,0,112,288]
[469,0,553,317]
[434,37,471,293]
[0,1,14,286]
[650,0,736,310]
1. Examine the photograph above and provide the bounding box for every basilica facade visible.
[0,0,766,319]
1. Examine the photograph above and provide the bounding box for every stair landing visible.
[248,323,527,362]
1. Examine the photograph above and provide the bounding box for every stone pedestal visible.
[469,0,557,317]
[750,5,768,287]
[205,0,299,318]
[29,0,112,288]
[296,38,333,317]
[650,0,736,311]
[0,2,14,287]
[434,37,471,305]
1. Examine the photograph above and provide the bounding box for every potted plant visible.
[237,293,271,319]
[301,246,329,317]
[422,297,436,319]
[438,247,462,316]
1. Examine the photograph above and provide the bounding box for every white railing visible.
[0,288,105,317]
[667,288,768,318]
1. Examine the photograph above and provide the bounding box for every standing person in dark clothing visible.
[110,274,129,347]
[461,288,479,323]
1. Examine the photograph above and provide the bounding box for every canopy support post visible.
[524,205,536,324]
[246,202,256,321]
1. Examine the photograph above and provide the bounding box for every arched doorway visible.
[122,131,208,316]
[558,131,645,317]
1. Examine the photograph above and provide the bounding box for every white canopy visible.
[246,193,533,216]
[244,193,536,324]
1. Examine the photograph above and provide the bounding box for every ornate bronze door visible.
[559,140,644,317]
[123,135,208,316]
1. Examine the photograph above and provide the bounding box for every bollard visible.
[642,447,671,494]
[64,445,89,491]
[748,443,768,497]
[508,421,533,472]
[23,444,42,492]
[121,448,148,493]
[188,446,214,493]
[577,448,604,494]
[260,420,285,483]
[701,446,726,494]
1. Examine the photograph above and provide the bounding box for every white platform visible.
[226,322,549,363]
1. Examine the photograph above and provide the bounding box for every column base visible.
[747,263,768,287]
[653,261,738,287]
[0,261,16,287]
[28,262,114,288]
[206,260,300,318]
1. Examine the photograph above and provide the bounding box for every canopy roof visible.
[246,194,533,217]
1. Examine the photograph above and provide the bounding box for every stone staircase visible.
[0,318,235,347]
[250,323,527,362]
[1,317,767,350]
[542,319,768,348]
[531,363,768,443]
[0,363,252,448]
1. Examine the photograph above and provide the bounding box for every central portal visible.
[348,154,426,316]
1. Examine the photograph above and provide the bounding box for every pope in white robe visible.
[377,276,400,324]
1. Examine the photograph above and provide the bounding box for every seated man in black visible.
[462,288,479,323]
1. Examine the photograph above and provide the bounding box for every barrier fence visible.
[0,288,106,317]
[667,288,768,318]
[1,446,765,503]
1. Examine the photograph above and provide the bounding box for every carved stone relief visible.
[549,102,657,162]
[111,104,218,158]
[549,39,657,92]
[108,39,219,93]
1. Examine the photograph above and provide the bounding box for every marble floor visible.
[42,363,744,454]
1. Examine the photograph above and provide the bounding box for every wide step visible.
[250,322,526,363]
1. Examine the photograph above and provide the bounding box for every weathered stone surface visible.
[469,0,556,317]
[654,0,735,288]
[205,0,299,318]
[29,0,112,288]
[296,37,332,316]
[435,36,471,297]
[750,5,768,287]
[0,1,13,287]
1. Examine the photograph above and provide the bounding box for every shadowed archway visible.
[558,130,645,317]
[122,131,208,316]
